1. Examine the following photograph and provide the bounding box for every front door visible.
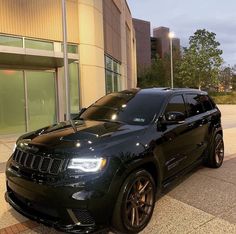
[0,69,57,135]
[160,94,194,179]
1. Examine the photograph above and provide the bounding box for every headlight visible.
[68,158,107,172]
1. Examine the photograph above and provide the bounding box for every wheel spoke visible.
[139,200,152,207]
[141,186,152,196]
[131,207,135,226]
[135,207,139,226]
[139,181,150,194]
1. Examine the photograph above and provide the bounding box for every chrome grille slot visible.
[19,152,27,165]
[32,155,41,170]
[40,158,51,172]
[15,150,22,163]
[50,159,63,174]
[12,149,64,175]
[25,154,34,168]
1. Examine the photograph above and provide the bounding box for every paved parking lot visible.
[0,105,236,234]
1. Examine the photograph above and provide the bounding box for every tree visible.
[218,65,233,92]
[138,46,182,88]
[137,55,167,88]
[232,65,236,91]
[179,29,223,89]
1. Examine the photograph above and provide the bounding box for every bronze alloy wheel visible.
[112,170,156,234]
[205,133,224,168]
[124,176,154,229]
[215,138,224,165]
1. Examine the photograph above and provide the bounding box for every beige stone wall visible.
[0,0,79,43]
[119,0,137,90]
[78,0,106,108]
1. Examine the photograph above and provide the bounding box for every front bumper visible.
[5,190,101,233]
[5,164,115,233]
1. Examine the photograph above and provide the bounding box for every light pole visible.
[168,32,175,89]
[61,0,70,120]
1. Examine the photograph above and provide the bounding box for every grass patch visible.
[209,92,236,104]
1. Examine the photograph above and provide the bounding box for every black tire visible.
[112,170,156,234]
[205,134,224,168]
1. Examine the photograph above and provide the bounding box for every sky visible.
[127,0,236,66]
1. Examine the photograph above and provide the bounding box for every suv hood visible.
[19,120,147,151]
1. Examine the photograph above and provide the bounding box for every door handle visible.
[201,119,209,124]
[188,123,194,127]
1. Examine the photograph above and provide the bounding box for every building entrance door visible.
[0,70,25,134]
[25,71,56,132]
[0,69,57,135]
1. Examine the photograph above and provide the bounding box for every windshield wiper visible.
[95,118,124,124]
[69,119,77,133]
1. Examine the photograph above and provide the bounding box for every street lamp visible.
[168,32,175,89]
[61,0,70,120]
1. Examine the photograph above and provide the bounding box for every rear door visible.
[183,93,210,166]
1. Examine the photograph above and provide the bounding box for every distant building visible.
[133,19,181,76]
[153,27,170,58]
[132,18,151,73]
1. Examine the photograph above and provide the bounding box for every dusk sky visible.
[127,0,236,67]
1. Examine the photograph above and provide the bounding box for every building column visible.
[77,0,105,108]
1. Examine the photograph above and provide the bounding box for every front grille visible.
[12,148,65,175]
[72,209,95,225]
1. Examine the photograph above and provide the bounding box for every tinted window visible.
[165,95,186,115]
[200,95,213,111]
[80,92,165,125]
[186,94,204,117]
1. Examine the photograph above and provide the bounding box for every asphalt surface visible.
[0,105,235,234]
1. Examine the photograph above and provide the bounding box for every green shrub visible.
[209,92,236,104]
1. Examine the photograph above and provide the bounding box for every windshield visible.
[79,91,164,125]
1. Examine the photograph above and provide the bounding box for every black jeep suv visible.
[5,88,224,234]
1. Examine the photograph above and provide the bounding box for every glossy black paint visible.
[5,88,223,233]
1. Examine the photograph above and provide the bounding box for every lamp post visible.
[61,0,70,120]
[168,32,175,89]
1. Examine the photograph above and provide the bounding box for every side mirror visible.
[163,111,185,124]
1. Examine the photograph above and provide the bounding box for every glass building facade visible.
[0,34,80,135]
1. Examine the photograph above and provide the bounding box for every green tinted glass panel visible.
[113,73,121,92]
[68,44,78,54]
[0,70,25,134]
[113,61,120,74]
[105,56,112,70]
[106,71,113,94]
[69,63,80,113]
[61,44,78,54]
[0,35,23,47]
[26,71,56,131]
[25,39,54,51]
